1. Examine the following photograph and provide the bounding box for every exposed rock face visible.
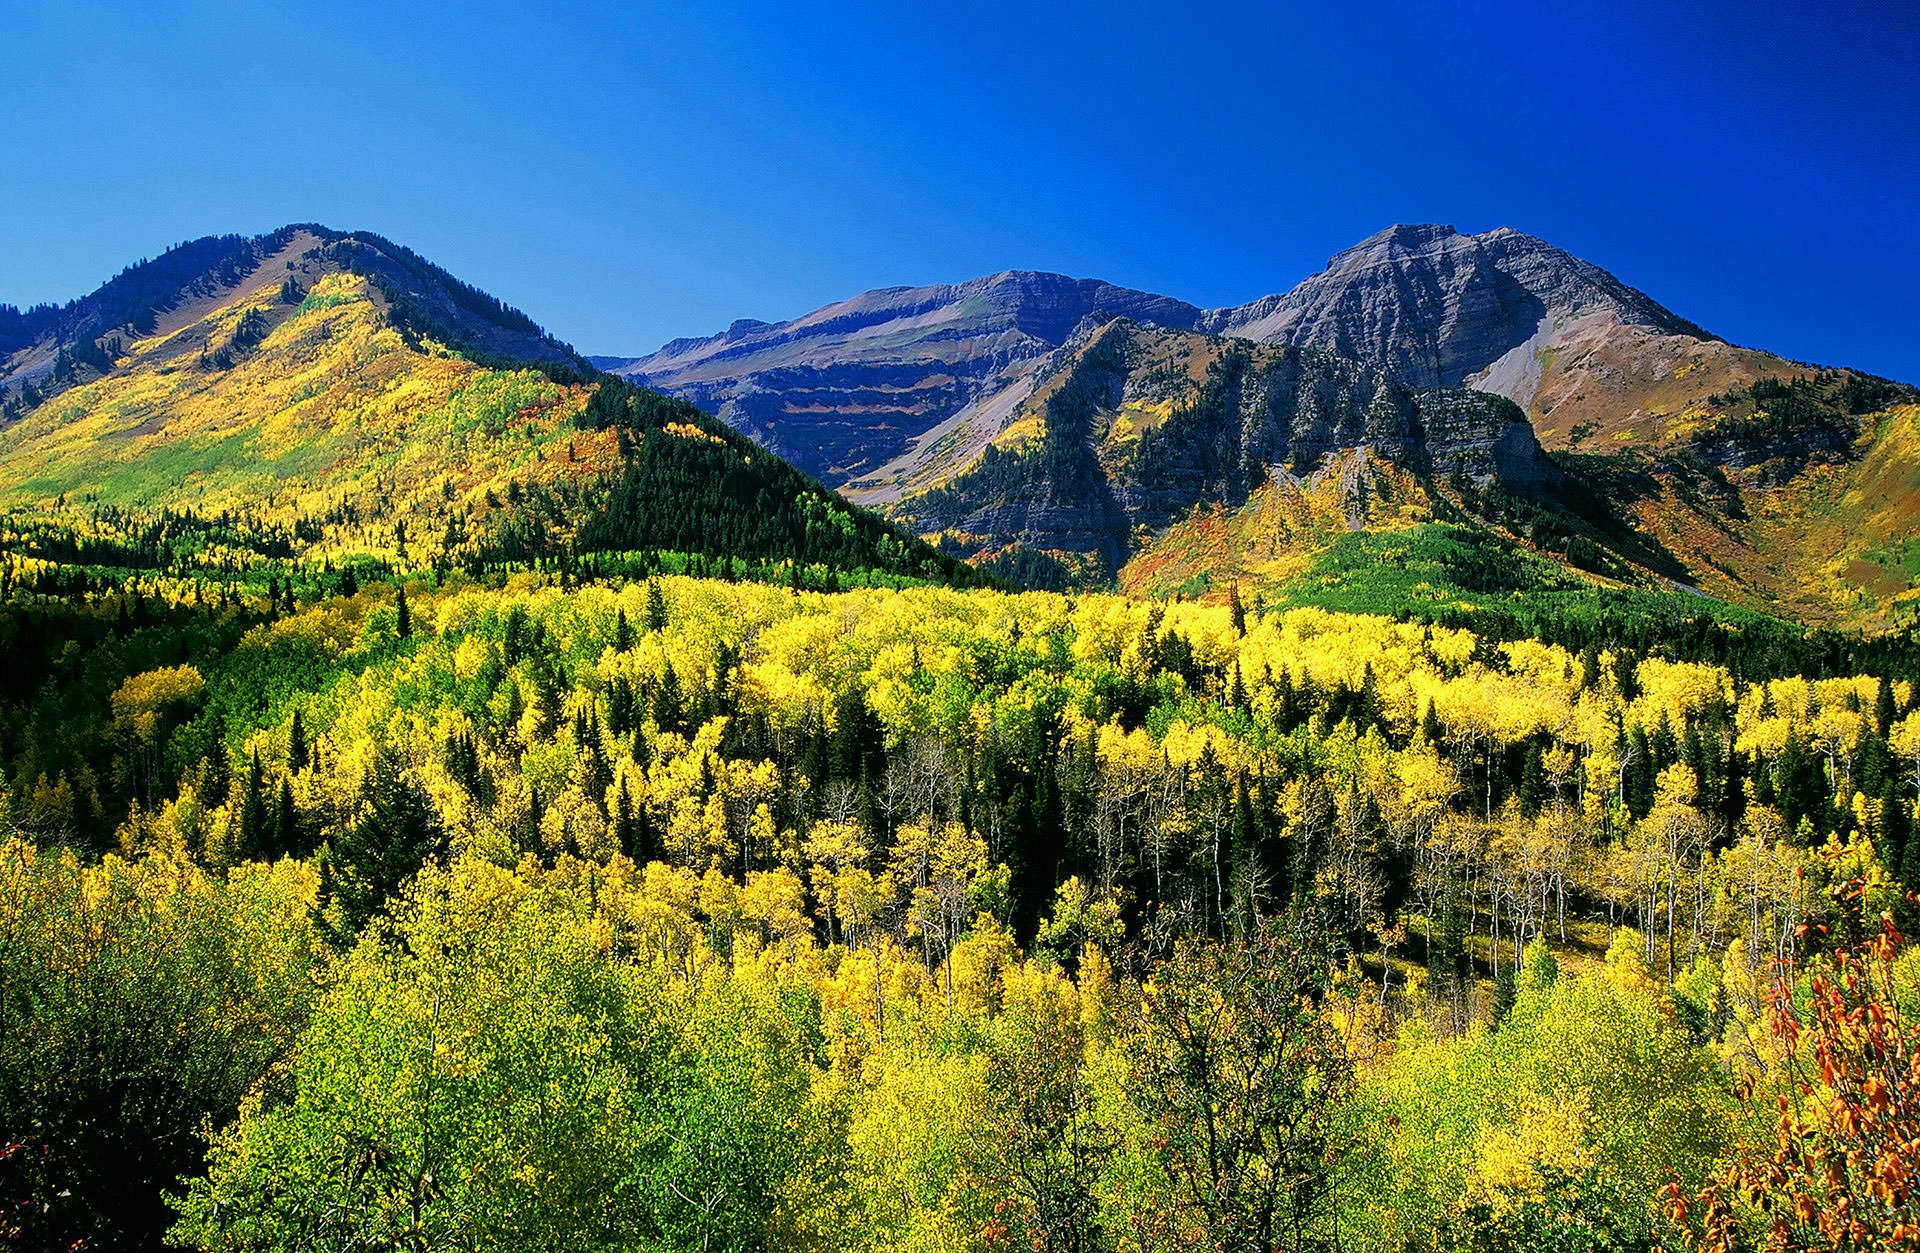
[1415,387,1561,492]
[599,272,1204,485]
[1205,224,1710,389]
[1200,225,1803,453]
[605,223,1777,498]
[895,321,1557,583]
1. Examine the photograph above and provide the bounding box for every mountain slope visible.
[603,225,1789,491]
[890,319,1560,589]
[0,225,589,418]
[613,225,1920,626]
[599,271,1205,492]
[0,228,975,588]
[1206,223,1795,452]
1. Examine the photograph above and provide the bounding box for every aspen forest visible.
[4,563,1918,1251]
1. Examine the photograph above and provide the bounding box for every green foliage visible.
[555,378,983,587]
[174,859,833,1252]
[0,843,321,1252]
[0,543,1913,1249]
[1693,369,1917,463]
[1344,952,1728,1252]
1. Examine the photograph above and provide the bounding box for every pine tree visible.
[1518,742,1547,816]
[1624,724,1656,821]
[655,665,684,737]
[275,776,298,856]
[1902,798,1920,892]
[237,750,268,861]
[287,709,308,774]
[613,778,638,861]
[395,586,411,639]
[331,748,439,930]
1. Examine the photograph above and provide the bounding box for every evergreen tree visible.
[237,750,269,861]
[328,747,440,930]
[1518,742,1547,817]
[1624,724,1656,821]
[1775,728,1830,841]
[654,665,685,737]
[274,776,299,856]
[287,709,308,774]
[1903,798,1920,893]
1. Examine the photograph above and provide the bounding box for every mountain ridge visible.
[0,224,976,590]
[601,222,1778,497]
[602,223,1920,626]
[1,225,591,422]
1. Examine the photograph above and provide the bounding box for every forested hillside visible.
[4,221,1918,1253]
[0,228,973,590]
[4,561,1918,1250]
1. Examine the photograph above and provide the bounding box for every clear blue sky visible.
[3,1,1916,377]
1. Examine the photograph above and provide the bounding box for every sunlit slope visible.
[0,229,976,586]
[889,320,1558,592]
[0,270,603,516]
[1117,450,1437,599]
[1593,401,1920,629]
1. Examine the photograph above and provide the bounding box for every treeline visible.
[1273,524,1920,686]
[539,376,983,586]
[11,574,1920,987]
[1692,368,1919,464]
[312,228,594,377]
[0,229,288,355]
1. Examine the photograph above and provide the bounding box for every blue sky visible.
[2,1,1916,377]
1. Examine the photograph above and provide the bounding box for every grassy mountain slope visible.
[0,228,976,590]
[1566,379,1920,628]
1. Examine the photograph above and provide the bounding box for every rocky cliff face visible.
[604,224,1785,497]
[894,321,1557,584]
[598,271,1204,485]
[1204,223,1710,389]
[1203,224,1800,452]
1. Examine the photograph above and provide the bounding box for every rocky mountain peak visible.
[597,270,1204,484]
[1206,224,1711,390]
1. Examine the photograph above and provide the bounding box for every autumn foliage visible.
[1665,860,1920,1251]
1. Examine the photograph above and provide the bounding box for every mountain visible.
[604,224,1797,485]
[598,271,1205,493]
[889,319,1560,589]
[611,225,1920,627]
[1204,223,1794,452]
[0,227,975,588]
[1,225,589,410]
